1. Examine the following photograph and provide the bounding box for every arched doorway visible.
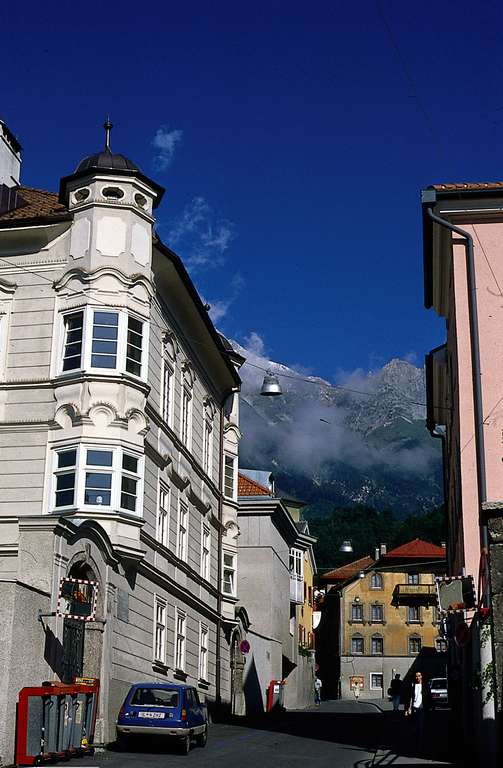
[61,559,102,684]
[230,631,245,716]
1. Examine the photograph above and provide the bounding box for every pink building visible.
[423,182,503,760]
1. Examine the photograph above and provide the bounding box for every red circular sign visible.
[455,621,470,648]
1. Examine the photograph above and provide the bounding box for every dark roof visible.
[75,149,140,174]
[59,150,165,209]
[0,186,70,227]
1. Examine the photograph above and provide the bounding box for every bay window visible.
[52,445,143,515]
[223,454,237,499]
[59,307,147,379]
[222,551,236,596]
[62,311,84,371]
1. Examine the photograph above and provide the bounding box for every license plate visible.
[138,711,165,719]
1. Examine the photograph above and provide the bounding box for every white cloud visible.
[243,331,266,357]
[201,272,245,325]
[152,126,183,170]
[208,299,231,324]
[168,197,235,273]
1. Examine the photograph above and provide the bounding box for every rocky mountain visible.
[233,342,443,518]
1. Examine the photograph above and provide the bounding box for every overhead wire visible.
[0,251,440,409]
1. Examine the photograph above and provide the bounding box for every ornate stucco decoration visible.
[181,360,197,388]
[162,330,180,362]
[53,266,153,313]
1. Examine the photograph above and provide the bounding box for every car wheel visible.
[180,734,191,755]
[196,726,208,747]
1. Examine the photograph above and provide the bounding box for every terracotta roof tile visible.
[382,538,446,559]
[431,182,503,192]
[0,186,69,225]
[238,474,270,497]
[320,555,374,582]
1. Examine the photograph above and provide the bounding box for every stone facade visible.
[0,122,244,764]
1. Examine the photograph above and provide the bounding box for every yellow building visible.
[318,539,447,699]
[283,497,317,652]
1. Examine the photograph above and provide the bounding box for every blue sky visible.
[2,0,502,380]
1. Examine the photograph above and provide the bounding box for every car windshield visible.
[430,680,447,690]
[130,688,179,707]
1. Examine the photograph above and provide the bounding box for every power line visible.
[0,251,445,411]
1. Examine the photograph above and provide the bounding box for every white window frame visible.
[351,635,364,654]
[177,499,189,562]
[51,444,144,516]
[203,416,213,478]
[57,306,149,381]
[175,609,186,671]
[223,453,237,500]
[199,623,209,681]
[201,522,211,581]
[154,596,167,664]
[409,635,422,655]
[157,481,170,547]
[370,672,384,691]
[371,635,384,655]
[222,550,237,597]
[161,355,174,426]
[180,383,193,448]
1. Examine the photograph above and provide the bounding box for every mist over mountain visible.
[233,341,443,518]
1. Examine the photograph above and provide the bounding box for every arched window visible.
[371,572,383,590]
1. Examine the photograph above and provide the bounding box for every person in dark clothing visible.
[405,671,430,739]
[389,673,403,711]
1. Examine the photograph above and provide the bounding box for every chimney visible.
[380,543,387,555]
[0,119,22,188]
[375,547,380,561]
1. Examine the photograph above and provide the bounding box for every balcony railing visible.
[290,575,304,604]
[392,584,437,606]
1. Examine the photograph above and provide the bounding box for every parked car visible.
[428,677,448,707]
[116,682,208,754]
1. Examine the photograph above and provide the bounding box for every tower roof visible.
[58,119,165,208]
[75,149,140,174]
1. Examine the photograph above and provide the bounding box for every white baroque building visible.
[0,118,246,763]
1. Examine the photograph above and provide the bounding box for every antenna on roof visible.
[104,117,113,151]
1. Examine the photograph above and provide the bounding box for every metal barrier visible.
[16,680,99,766]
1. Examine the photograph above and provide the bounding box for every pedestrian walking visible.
[314,675,322,705]
[405,671,430,740]
[388,673,403,712]
[354,681,361,701]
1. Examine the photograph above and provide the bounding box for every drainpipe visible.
[215,399,225,714]
[426,207,496,753]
